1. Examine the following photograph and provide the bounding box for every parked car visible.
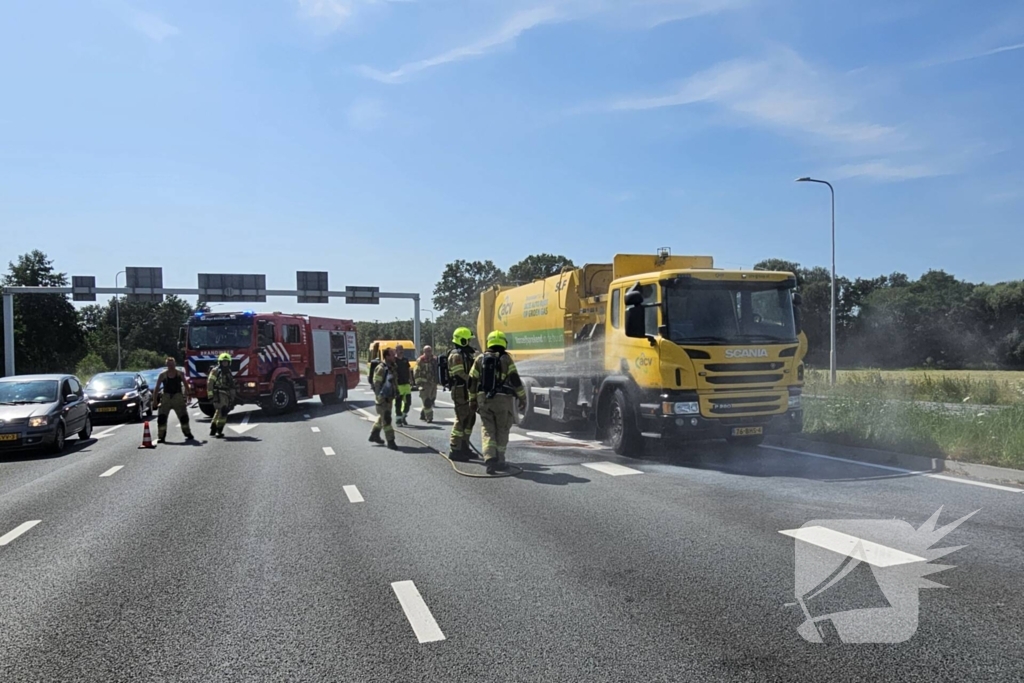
[0,374,92,453]
[84,372,153,422]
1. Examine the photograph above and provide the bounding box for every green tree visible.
[432,259,505,321]
[506,254,575,285]
[0,250,84,375]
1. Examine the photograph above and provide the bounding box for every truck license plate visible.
[98,407,118,413]
[731,426,763,437]
[0,433,18,442]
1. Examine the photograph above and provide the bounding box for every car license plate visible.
[731,426,763,437]
[0,433,18,442]
[98,407,118,413]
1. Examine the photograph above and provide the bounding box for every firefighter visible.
[447,327,477,462]
[207,352,236,438]
[470,330,527,474]
[394,343,413,426]
[413,345,438,423]
[369,347,399,450]
[153,356,194,443]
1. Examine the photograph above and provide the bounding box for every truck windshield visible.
[664,280,797,344]
[188,321,254,350]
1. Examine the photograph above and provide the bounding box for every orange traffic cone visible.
[138,421,156,449]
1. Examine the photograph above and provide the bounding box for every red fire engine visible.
[181,311,359,416]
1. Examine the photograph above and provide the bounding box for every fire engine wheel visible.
[198,402,216,418]
[320,380,346,406]
[266,380,296,414]
[517,378,542,429]
[606,388,643,456]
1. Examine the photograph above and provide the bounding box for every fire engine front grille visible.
[190,359,243,377]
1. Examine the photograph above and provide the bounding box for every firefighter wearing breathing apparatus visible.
[207,352,236,438]
[369,348,399,450]
[470,330,527,475]
[446,327,477,462]
[414,345,438,423]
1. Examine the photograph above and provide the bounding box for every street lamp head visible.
[795,177,812,182]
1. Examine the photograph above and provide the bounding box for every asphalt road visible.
[1,385,1021,682]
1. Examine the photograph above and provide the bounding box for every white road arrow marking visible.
[228,413,258,434]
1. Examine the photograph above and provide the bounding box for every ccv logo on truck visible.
[725,348,769,359]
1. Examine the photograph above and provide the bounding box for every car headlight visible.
[124,390,139,399]
[663,401,699,415]
[788,394,801,409]
[29,416,49,428]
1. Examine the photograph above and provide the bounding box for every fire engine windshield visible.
[664,279,798,345]
[188,321,254,350]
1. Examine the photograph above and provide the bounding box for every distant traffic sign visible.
[126,267,164,303]
[297,271,329,304]
[345,286,380,305]
[198,273,267,303]
[72,276,96,302]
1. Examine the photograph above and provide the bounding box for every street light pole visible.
[796,177,837,386]
[423,309,436,348]
[114,270,126,371]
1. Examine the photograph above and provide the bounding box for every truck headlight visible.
[29,416,49,428]
[245,381,257,389]
[669,401,699,415]
[788,394,802,409]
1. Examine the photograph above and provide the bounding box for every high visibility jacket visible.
[415,356,438,386]
[373,361,397,400]
[208,365,235,393]
[447,347,475,404]
[470,349,526,401]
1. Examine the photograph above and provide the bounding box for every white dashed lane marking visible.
[343,485,364,503]
[0,520,41,546]
[311,427,321,433]
[323,446,336,456]
[779,526,926,568]
[582,462,644,477]
[391,581,446,643]
[99,466,124,478]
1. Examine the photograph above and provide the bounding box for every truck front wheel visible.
[320,379,346,406]
[265,380,296,415]
[606,388,643,456]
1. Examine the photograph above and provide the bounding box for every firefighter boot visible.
[368,429,385,445]
[386,440,398,451]
[485,459,498,475]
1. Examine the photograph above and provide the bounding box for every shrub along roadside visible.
[802,397,1024,470]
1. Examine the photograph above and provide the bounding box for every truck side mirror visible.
[624,305,646,339]
[177,326,186,350]
[793,292,803,307]
[792,293,803,333]
[624,284,643,307]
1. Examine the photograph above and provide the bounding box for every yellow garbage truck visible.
[477,251,807,453]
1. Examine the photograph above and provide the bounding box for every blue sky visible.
[1,0,1021,322]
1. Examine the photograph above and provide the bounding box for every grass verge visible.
[805,369,1024,406]
[802,396,1024,470]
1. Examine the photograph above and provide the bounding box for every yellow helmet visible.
[486,330,507,349]
[452,327,473,346]
[218,352,232,362]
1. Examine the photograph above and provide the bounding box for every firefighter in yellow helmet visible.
[447,327,477,461]
[207,352,236,438]
[470,330,526,474]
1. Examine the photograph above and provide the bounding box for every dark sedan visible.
[84,372,153,422]
[0,374,93,453]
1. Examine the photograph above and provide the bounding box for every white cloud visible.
[346,98,387,130]
[832,160,944,182]
[296,0,412,32]
[355,0,740,83]
[356,6,563,84]
[607,48,902,152]
[129,9,179,42]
